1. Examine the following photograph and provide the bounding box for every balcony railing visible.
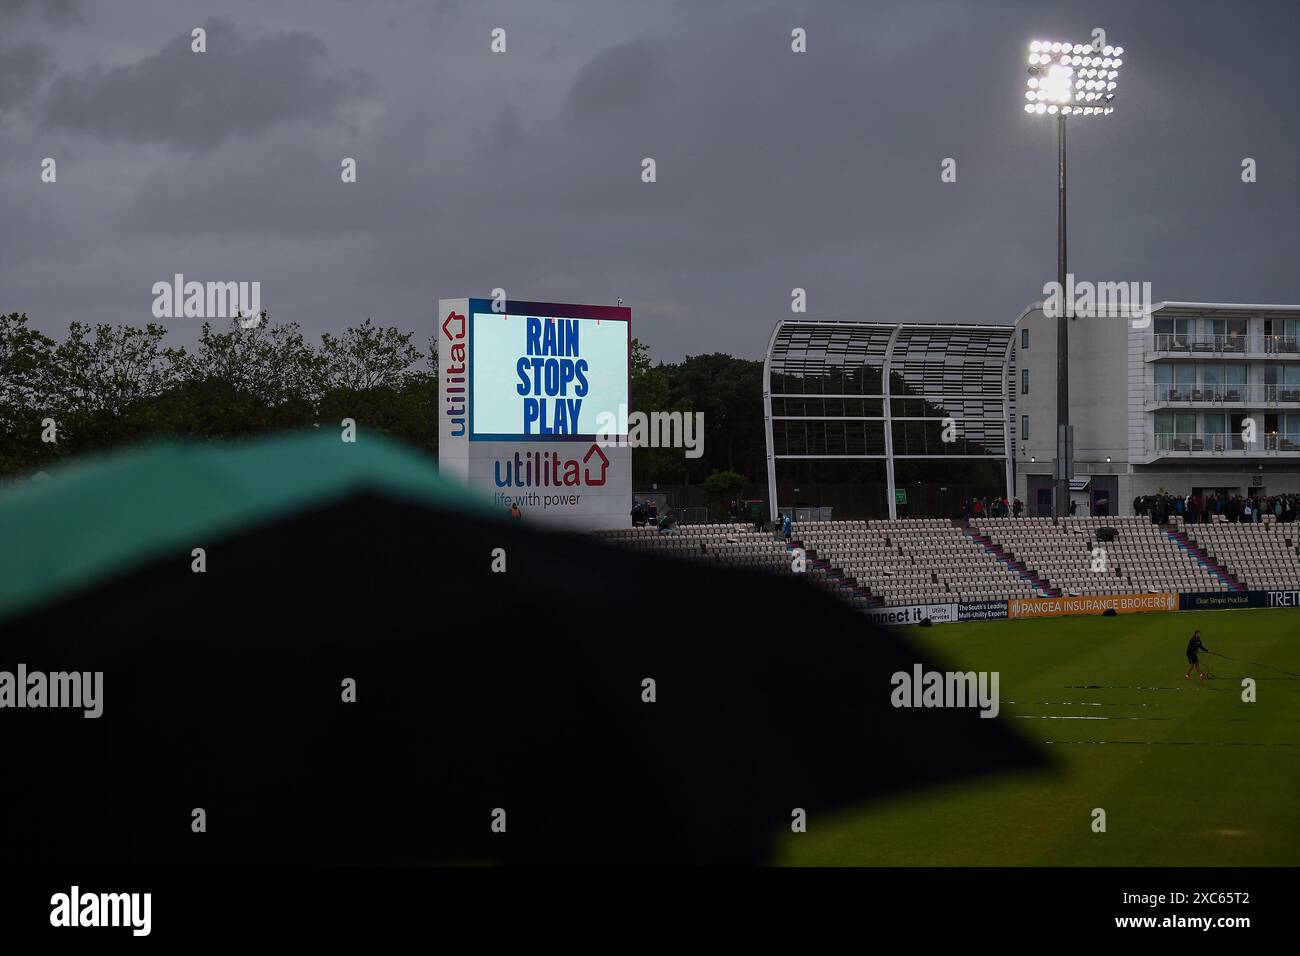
[1152,431,1300,455]
[1149,333,1300,355]
[1148,384,1300,405]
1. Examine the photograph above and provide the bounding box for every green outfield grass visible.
[777,608,1300,866]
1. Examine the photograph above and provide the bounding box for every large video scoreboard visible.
[438,298,632,530]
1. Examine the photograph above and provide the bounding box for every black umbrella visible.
[1,432,1044,865]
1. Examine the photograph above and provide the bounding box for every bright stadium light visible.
[1021,36,1126,519]
[1026,37,1122,112]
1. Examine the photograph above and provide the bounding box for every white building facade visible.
[1014,302,1300,516]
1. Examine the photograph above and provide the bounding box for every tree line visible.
[0,312,767,492]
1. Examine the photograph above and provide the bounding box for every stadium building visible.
[762,320,1016,522]
[761,303,1300,521]
[600,305,1300,614]
[1015,301,1300,517]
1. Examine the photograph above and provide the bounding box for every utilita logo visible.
[442,309,467,437]
[494,444,609,488]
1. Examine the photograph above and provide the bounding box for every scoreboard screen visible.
[469,303,630,441]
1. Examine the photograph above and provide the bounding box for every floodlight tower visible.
[1023,38,1123,517]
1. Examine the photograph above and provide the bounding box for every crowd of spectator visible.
[963,496,1023,519]
[753,491,1298,528]
[1133,492,1299,524]
[963,490,1299,524]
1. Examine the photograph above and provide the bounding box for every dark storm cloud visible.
[43,18,362,149]
[429,0,463,27]
[0,0,82,23]
[566,38,663,121]
[1,0,1297,359]
[115,123,400,239]
[369,2,1011,291]
[0,43,53,115]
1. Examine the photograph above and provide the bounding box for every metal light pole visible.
[1055,112,1070,519]
[1024,39,1122,517]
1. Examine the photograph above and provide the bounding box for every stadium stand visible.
[974,515,1232,596]
[793,519,1043,606]
[592,523,789,568]
[591,523,851,592]
[594,516,1298,609]
[1177,520,1300,591]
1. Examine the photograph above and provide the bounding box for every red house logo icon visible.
[582,443,609,486]
[442,310,465,341]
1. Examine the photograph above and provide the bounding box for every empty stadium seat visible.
[1181,522,1300,591]
[791,518,1042,606]
[591,515,1299,612]
[972,515,1229,597]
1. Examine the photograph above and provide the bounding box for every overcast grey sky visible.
[2,0,1296,361]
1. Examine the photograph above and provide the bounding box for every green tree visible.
[185,316,321,407]
[0,312,56,410]
[630,337,666,410]
[320,318,422,392]
[632,352,764,488]
[48,321,185,416]
[629,337,693,487]
[317,319,430,450]
[44,321,189,455]
[0,313,59,475]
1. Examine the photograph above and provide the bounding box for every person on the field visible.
[1185,630,1210,680]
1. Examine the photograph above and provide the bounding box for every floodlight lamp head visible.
[1022,38,1123,116]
